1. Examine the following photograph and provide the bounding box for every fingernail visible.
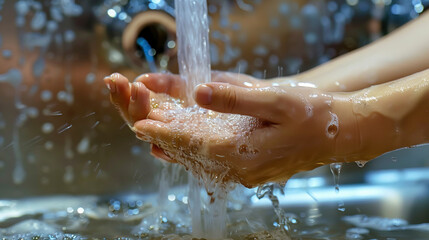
[195,84,212,105]
[108,78,116,93]
[132,126,142,134]
[131,82,138,101]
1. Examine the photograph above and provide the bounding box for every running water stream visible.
[175,0,228,238]
[175,0,211,105]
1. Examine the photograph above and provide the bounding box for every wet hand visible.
[103,71,266,164]
[104,72,184,162]
[119,72,358,187]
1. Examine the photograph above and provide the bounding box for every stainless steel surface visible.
[1,168,429,239]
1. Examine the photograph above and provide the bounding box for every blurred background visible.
[0,0,429,226]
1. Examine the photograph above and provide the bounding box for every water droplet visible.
[32,57,45,78]
[238,144,248,154]
[355,160,367,168]
[77,135,90,154]
[330,163,345,212]
[57,123,72,133]
[50,7,63,22]
[44,141,54,150]
[253,45,268,56]
[326,112,339,138]
[16,15,25,27]
[85,72,95,84]
[41,122,54,134]
[91,121,99,129]
[41,90,52,102]
[62,1,83,16]
[337,201,346,212]
[31,11,46,31]
[2,49,12,59]
[26,107,39,118]
[131,145,142,156]
[305,104,313,117]
[328,124,337,135]
[330,163,342,191]
[16,113,28,127]
[0,68,23,88]
[46,20,58,32]
[168,194,176,201]
[64,30,75,42]
[15,1,30,16]
[57,91,68,101]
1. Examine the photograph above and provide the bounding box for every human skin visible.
[104,12,429,187]
[104,68,429,187]
[294,11,429,92]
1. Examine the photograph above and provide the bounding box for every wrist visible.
[347,92,400,161]
[328,93,362,162]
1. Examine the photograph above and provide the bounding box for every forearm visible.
[292,12,429,92]
[338,68,429,161]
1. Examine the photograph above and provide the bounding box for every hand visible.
[104,72,358,187]
[103,71,267,163]
[103,72,183,162]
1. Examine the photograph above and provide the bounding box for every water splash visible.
[174,0,232,238]
[256,183,291,235]
[345,227,369,239]
[188,174,203,237]
[187,173,229,239]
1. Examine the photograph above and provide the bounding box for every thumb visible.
[194,83,283,123]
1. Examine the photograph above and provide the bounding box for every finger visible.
[133,119,171,142]
[104,73,131,122]
[194,83,284,123]
[133,126,178,163]
[147,108,170,122]
[128,82,151,124]
[134,119,193,149]
[134,73,184,98]
[151,144,177,163]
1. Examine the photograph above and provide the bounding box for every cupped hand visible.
[105,72,358,187]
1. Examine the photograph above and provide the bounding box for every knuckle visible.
[223,87,237,112]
